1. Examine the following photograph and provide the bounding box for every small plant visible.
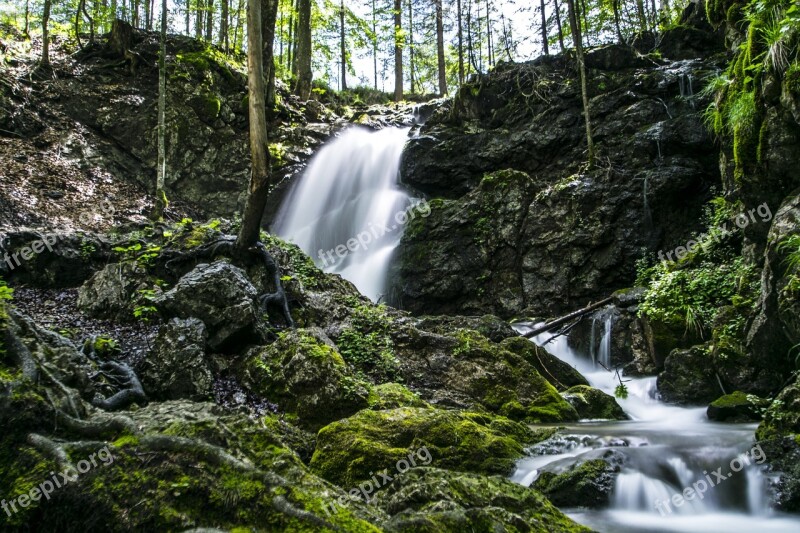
[79,238,96,261]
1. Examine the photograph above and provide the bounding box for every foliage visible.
[336,304,399,383]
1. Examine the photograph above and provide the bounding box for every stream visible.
[512,322,800,532]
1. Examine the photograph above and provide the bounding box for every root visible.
[55,410,138,438]
[28,433,77,475]
[272,495,338,531]
[91,360,147,412]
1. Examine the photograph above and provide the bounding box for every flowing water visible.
[511,322,800,533]
[273,127,412,301]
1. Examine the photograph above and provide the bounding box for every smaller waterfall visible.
[273,127,412,301]
[590,310,614,369]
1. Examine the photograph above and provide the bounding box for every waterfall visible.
[273,127,412,301]
[590,310,613,368]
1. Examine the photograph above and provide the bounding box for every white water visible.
[273,127,411,301]
[511,322,800,533]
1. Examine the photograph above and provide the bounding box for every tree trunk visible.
[566,0,594,166]
[539,0,548,56]
[205,0,214,41]
[372,0,378,90]
[154,0,168,220]
[220,0,229,49]
[457,0,464,84]
[486,0,493,66]
[196,0,204,38]
[235,0,244,49]
[393,0,402,101]
[263,0,278,107]
[467,0,478,73]
[340,0,347,91]
[521,297,614,338]
[636,0,647,33]
[293,0,312,99]
[287,1,294,71]
[435,0,446,96]
[42,0,51,65]
[612,0,623,43]
[238,0,271,249]
[185,0,191,34]
[408,0,414,94]
[144,0,149,29]
[554,0,565,52]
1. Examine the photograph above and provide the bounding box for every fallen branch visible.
[521,297,613,338]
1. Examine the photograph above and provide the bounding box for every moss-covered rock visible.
[707,390,769,422]
[368,383,430,410]
[756,378,800,441]
[563,385,628,420]
[657,344,724,405]
[501,336,590,391]
[240,328,372,430]
[309,407,544,488]
[376,467,591,532]
[533,455,622,508]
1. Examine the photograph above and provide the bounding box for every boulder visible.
[139,318,213,401]
[368,383,430,410]
[77,261,146,319]
[154,261,259,350]
[377,467,590,533]
[310,407,550,487]
[563,385,628,420]
[533,454,623,508]
[657,344,724,405]
[501,336,590,390]
[707,391,769,422]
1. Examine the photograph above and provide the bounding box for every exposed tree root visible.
[91,360,147,412]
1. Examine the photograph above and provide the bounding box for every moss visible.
[336,304,399,383]
[368,383,430,410]
[309,407,542,488]
[480,169,529,189]
[564,385,628,420]
[533,459,616,507]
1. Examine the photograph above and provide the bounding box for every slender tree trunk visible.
[42,0,51,65]
[293,0,312,99]
[554,0,565,52]
[457,0,464,84]
[636,0,647,32]
[539,0,548,55]
[206,0,214,40]
[372,0,378,90]
[393,0,403,101]
[580,0,589,46]
[500,12,512,60]
[82,0,95,42]
[235,0,244,49]
[196,0,204,38]
[133,0,139,27]
[435,0,446,96]
[186,0,191,34]
[612,0,623,42]
[340,0,347,91]
[238,0,272,249]
[220,0,229,48]
[23,0,30,37]
[75,0,84,50]
[263,0,278,107]
[486,0,493,66]
[144,0,149,29]
[566,0,594,166]
[154,0,168,220]
[408,0,414,94]
[287,0,294,72]
[149,0,155,29]
[467,0,478,73]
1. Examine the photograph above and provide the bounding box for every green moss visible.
[564,385,628,420]
[368,383,430,410]
[480,169,529,189]
[336,304,399,382]
[533,459,614,507]
[201,94,221,121]
[309,407,540,487]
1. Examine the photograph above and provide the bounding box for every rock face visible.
[392,32,726,318]
[658,344,724,405]
[563,385,628,420]
[154,261,259,350]
[139,317,213,401]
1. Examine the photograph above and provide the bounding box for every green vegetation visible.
[336,304,399,383]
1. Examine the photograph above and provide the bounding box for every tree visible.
[435,0,446,96]
[294,0,312,99]
[539,0,548,56]
[393,0,402,101]
[42,0,52,65]
[239,0,271,248]
[153,0,168,220]
[220,0,229,49]
[565,0,594,166]
[457,0,464,84]
[206,0,215,40]
[340,0,347,90]
[263,0,279,107]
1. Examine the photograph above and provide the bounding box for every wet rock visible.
[376,467,590,532]
[501,336,590,391]
[139,318,213,401]
[757,436,800,512]
[77,261,146,319]
[368,383,430,410]
[309,407,547,487]
[533,454,623,508]
[563,385,628,420]
[756,378,800,441]
[707,391,768,422]
[658,344,724,405]
[154,261,259,350]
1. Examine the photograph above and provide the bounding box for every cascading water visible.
[511,322,800,533]
[273,127,412,301]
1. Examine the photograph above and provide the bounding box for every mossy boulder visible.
[501,336,590,391]
[563,385,628,420]
[376,467,591,532]
[368,383,430,410]
[240,328,372,430]
[707,390,769,422]
[657,344,723,405]
[533,455,622,508]
[309,407,545,488]
[756,379,800,441]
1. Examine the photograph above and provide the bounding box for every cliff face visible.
[391,5,727,318]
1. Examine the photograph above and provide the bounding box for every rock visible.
[563,385,628,420]
[756,437,800,512]
[309,407,547,487]
[658,344,724,405]
[756,378,800,441]
[368,383,430,410]
[239,328,372,430]
[533,455,622,508]
[376,467,590,533]
[612,287,646,308]
[500,336,590,390]
[139,318,213,401]
[414,314,518,343]
[77,261,145,319]
[707,391,769,422]
[154,261,259,350]
[584,44,653,71]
